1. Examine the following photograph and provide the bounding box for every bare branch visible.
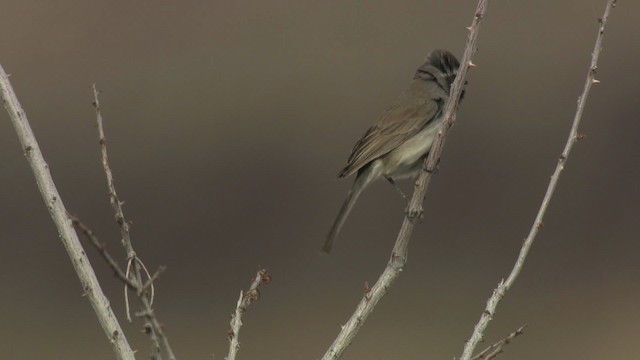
[71,216,138,290]
[470,325,527,360]
[226,269,271,360]
[0,66,136,360]
[321,1,489,359]
[458,1,617,359]
[92,84,135,258]
[92,84,176,360]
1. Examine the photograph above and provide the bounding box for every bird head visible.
[414,49,466,101]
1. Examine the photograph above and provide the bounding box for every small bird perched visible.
[323,49,464,253]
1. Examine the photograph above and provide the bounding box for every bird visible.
[323,49,464,253]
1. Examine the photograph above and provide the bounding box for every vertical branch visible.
[458,1,617,359]
[226,269,271,360]
[92,84,135,258]
[321,1,489,359]
[92,84,176,360]
[0,66,136,360]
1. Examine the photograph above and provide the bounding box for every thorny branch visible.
[0,66,136,360]
[458,1,617,359]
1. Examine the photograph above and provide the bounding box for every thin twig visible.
[458,1,617,359]
[470,325,527,360]
[321,1,489,359]
[92,84,133,256]
[0,67,136,360]
[142,266,167,293]
[226,269,271,360]
[92,84,176,360]
[71,216,138,290]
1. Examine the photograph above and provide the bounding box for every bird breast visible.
[381,119,441,179]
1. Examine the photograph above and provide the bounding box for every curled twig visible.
[123,256,157,321]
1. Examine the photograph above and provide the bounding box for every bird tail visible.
[322,175,368,253]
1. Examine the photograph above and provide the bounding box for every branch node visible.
[405,207,424,221]
[111,330,119,344]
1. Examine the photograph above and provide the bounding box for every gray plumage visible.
[323,49,462,253]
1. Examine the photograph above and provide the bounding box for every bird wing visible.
[338,94,441,178]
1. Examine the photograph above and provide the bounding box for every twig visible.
[142,266,167,293]
[71,216,138,290]
[226,269,271,360]
[0,66,136,360]
[321,1,489,359]
[124,257,135,323]
[470,325,527,360]
[458,1,617,359]
[92,84,176,360]
[92,84,133,256]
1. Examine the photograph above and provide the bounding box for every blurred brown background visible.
[1,0,639,359]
